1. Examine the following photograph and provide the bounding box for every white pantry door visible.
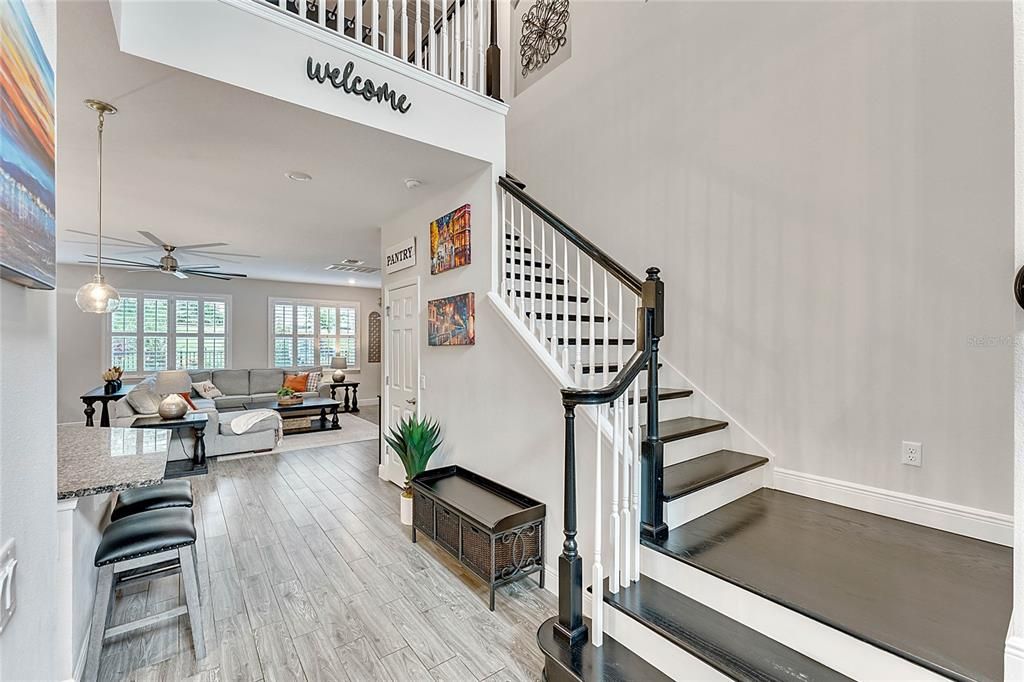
[383,281,419,486]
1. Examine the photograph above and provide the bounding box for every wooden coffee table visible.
[245,396,342,434]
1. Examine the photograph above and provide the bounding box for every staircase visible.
[490,177,990,681]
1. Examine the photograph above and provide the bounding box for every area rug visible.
[218,412,378,460]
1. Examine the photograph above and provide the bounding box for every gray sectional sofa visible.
[110,367,331,461]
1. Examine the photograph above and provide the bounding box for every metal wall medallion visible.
[368,311,382,363]
[519,0,570,77]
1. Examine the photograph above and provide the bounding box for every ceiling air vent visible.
[325,262,380,274]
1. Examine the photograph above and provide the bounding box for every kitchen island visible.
[56,424,170,680]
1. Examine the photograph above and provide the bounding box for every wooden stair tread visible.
[602,576,853,682]
[578,362,662,375]
[536,616,672,682]
[629,387,693,404]
[557,338,635,346]
[507,272,566,285]
[505,257,551,268]
[642,416,728,443]
[511,290,588,303]
[527,312,606,323]
[662,450,768,501]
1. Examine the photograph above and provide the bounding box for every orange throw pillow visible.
[283,373,308,392]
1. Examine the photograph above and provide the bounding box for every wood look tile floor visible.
[98,435,554,682]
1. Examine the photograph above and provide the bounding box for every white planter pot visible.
[400,494,413,525]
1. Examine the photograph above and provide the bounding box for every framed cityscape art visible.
[429,204,470,275]
[428,292,475,346]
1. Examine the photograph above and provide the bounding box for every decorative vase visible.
[158,393,188,419]
[332,370,346,383]
[400,493,413,525]
[103,379,121,395]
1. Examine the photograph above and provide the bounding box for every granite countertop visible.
[57,424,170,500]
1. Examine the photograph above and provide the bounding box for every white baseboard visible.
[70,622,90,682]
[1006,636,1024,681]
[773,468,1012,546]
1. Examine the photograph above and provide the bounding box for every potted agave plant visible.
[384,415,443,525]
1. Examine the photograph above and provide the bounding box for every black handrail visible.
[499,175,643,295]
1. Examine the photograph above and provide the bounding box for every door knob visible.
[406,398,417,405]
[1016,266,1024,311]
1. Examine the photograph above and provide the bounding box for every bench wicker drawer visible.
[412,490,434,536]
[435,504,461,556]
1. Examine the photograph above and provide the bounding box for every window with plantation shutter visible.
[106,291,231,375]
[269,297,360,369]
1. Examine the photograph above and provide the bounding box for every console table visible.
[80,384,135,427]
[327,381,359,413]
[131,413,209,479]
[411,466,545,610]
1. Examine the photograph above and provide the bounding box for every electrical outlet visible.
[901,441,922,467]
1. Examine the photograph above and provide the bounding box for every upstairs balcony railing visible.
[260,0,501,99]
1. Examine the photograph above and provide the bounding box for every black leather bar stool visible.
[110,479,194,521]
[83,507,205,682]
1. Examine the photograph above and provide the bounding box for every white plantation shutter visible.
[107,291,231,375]
[269,298,360,369]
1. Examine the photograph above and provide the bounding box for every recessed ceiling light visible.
[286,171,312,182]
[404,178,422,189]
[340,258,364,266]
[348,278,356,284]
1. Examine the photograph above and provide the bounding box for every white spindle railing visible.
[497,183,645,648]
[260,0,491,95]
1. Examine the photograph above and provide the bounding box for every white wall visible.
[57,264,382,423]
[0,279,59,682]
[506,1,1015,514]
[380,166,603,579]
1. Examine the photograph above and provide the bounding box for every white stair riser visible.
[599,602,731,681]
[664,468,766,529]
[638,548,949,681]
[662,429,727,467]
[638,396,692,424]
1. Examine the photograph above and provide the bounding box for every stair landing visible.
[644,489,1011,682]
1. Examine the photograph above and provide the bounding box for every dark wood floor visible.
[647,489,1012,682]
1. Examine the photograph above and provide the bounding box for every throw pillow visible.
[111,396,136,420]
[192,381,223,399]
[283,373,308,392]
[126,382,162,415]
[305,371,322,392]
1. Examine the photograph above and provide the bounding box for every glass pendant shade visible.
[76,274,121,313]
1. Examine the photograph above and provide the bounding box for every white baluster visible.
[565,231,573,368]
[621,389,631,586]
[500,190,507,306]
[386,0,395,55]
[633,362,641,582]
[428,0,435,71]
[355,0,363,45]
[592,403,604,647]
[539,221,546,343]
[416,0,422,67]
[453,0,461,82]
[465,0,474,90]
[401,0,408,59]
[603,272,609,381]
[371,0,379,49]
[318,0,325,27]
[609,395,621,594]
[529,212,536,327]
[441,0,448,79]
[575,248,582,385]
[477,0,485,92]
[518,202,526,320]
[588,259,596,388]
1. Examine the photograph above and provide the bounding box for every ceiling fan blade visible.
[175,242,229,251]
[84,254,159,267]
[178,264,220,270]
[138,230,169,247]
[186,271,231,281]
[66,229,152,247]
[179,248,261,259]
[184,269,247,278]
[171,270,189,279]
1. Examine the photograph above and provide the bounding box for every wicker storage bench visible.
[411,466,545,610]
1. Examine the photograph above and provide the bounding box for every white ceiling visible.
[56,1,486,287]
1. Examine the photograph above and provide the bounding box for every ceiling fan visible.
[68,229,256,280]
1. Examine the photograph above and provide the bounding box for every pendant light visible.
[75,99,121,314]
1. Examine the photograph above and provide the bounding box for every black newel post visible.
[555,403,587,644]
[640,267,668,542]
[486,0,502,101]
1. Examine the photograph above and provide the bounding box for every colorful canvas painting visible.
[428,292,475,346]
[0,0,56,289]
[429,204,471,275]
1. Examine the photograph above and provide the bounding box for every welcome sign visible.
[385,237,416,274]
[307,57,412,114]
